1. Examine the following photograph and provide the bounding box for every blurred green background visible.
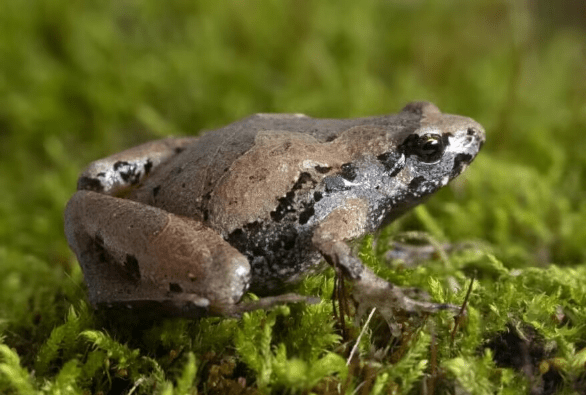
[0,0,584,394]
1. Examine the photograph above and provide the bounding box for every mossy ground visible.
[0,1,584,394]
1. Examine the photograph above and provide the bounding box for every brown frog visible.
[64,102,485,321]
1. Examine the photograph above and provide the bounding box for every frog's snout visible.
[457,121,485,156]
[464,126,485,152]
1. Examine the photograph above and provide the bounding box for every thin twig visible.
[347,307,376,366]
[450,274,475,345]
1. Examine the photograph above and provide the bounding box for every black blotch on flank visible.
[324,176,349,193]
[124,254,141,282]
[271,192,296,221]
[152,185,161,197]
[174,147,185,154]
[270,172,315,222]
[313,191,323,202]
[270,227,297,251]
[293,172,313,189]
[340,163,357,181]
[77,176,104,192]
[377,151,404,177]
[169,283,183,293]
[298,206,315,225]
[227,228,247,247]
[408,176,426,191]
[315,165,332,174]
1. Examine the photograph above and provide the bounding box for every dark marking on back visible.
[144,160,153,175]
[315,165,332,174]
[270,172,316,222]
[124,254,141,282]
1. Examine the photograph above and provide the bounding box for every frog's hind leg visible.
[65,190,316,318]
[77,137,197,196]
[64,190,250,318]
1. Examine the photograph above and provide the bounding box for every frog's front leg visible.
[64,191,311,318]
[311,198,458,326]
[77,137,197,195]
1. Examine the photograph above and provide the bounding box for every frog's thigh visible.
[64,190,250,316]
[78,137,197,195]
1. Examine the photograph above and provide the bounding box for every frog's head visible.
[378,101,485,222]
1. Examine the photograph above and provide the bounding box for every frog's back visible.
[131,111,420,224]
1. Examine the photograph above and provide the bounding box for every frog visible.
[64,101,485,322]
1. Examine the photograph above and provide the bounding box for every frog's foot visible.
[214,293,320,318]
[351,267,459,335]
[352,266,459,315]
[313,237,458,333]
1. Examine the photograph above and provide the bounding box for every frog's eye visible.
[401,133,446,163]
[421,135,442,154]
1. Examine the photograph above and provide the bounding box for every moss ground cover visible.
[0,1,584,394]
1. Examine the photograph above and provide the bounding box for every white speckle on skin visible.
[343,179,360,187]
[302,159,328,170]
[234,264,248,278]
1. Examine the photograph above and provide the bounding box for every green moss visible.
[0,0,584,394]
